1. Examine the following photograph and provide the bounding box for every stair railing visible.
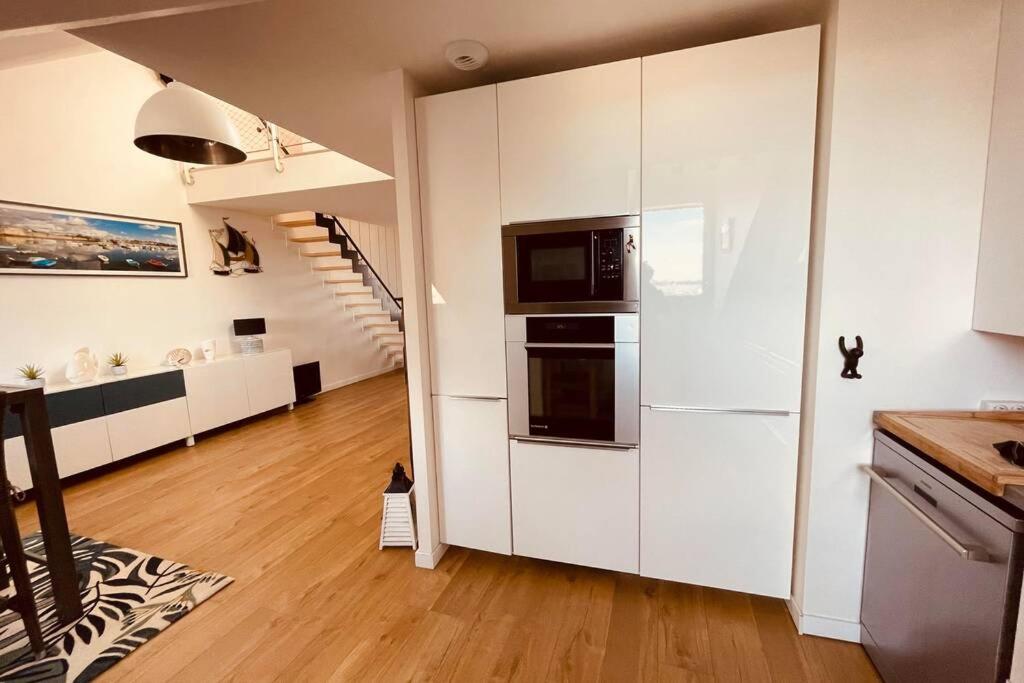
[315,213,404,331]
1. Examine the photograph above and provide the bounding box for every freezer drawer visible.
[861,434,1024,682]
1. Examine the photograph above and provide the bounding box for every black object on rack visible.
[384,463,413,494]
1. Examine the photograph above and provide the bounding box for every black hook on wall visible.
[839,335,864,379]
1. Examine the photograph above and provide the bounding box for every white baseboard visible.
[321,366,399,393]
[415,543,449,569]
[785,599,862,643]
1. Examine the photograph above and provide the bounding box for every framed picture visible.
[0,200,187,277]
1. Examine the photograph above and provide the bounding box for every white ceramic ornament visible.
[201,339,217,361]
[165,348,193,367]
[65,348,99,384]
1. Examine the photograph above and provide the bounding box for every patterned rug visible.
[0,533,232,682]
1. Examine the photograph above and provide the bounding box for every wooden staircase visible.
[274,211,404,369]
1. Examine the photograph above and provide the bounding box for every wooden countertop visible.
[874,411,1024,495]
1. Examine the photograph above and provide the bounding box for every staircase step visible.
[325,275,364,284]
[334,289,373,297]
[290,235,329,243]
[382,339,404,347]
[279,218,317,228]
[302,249,339,257]
[373,330,404,338]
[347,301,383,308]
[313,264,353,271]
[353,310,393,319]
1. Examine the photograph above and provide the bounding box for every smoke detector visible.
[445,40,489,71]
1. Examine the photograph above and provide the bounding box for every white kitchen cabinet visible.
[640,407,799,598]
[433,396,511,554]
[497,59,641,224]
[511,439,638,573]
[640,26,819,412]
[183,356,250,434]
[244,349,296,415]
[417,86,507,399]
[106,397,191,461]
[973,0,1024,336]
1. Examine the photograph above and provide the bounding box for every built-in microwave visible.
[501,215,640,314]
[506,314,639,447]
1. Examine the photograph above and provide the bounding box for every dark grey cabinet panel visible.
[3,386,104,438]
[46,386,106,429]
[100,371,185,415]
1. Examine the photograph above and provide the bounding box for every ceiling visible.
[193,180,397,225]
[0,32,99,70]
[5,0,823,226]
[72,0,824,176]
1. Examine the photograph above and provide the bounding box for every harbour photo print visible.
[0,201,186,277]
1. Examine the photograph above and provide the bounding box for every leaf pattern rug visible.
[0,533,232,682]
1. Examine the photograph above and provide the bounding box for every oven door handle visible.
[590,233,598,297]
[513,436,635,451]
[860,465,989,562]
[523,342,616,349]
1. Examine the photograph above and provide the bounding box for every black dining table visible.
[3,385,83,623]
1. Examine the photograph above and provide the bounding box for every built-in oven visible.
[506,314,639,447]
[502,215,640,314]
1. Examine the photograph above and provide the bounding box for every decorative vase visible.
[111,365,128,376]
[201,339,217,361]
[66,347,98,384]
[21,377,45,389]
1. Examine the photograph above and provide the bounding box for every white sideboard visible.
[2,348,296,491]
[183,349,295,435]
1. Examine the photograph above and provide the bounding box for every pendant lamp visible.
[134,81,246,165]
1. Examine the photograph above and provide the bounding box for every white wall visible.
[336,217,403,297]
[388,67,444,568]
[792,0,1024,640]
[0,49,393,391]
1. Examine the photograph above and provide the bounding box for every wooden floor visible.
[16,371,879,682]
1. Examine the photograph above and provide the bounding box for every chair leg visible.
[0,545,9,590]
[0,497,45,659]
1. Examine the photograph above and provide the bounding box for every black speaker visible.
[293,361,321,403]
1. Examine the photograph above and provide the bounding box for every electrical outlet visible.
[980,400,1024,411]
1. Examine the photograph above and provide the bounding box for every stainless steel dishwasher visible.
[861,431,1024,682]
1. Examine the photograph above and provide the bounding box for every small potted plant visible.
[17,364,45,388]
[108,352,129,376]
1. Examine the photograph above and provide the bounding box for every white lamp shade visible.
[134,82,246,165]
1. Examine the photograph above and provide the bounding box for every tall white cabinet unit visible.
[639,27,820,597]
[497,59,641,224]
[417,85,512,554]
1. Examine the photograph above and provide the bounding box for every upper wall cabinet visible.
[641,27,820,411]
[497,59,641,224]
[417,85,508,399]
[973,0,1024,336]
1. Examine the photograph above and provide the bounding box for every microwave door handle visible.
[590,233,598,297]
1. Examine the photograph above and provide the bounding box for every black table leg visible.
[14,390,83,623]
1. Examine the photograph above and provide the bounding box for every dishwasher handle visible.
[860,464,990,562]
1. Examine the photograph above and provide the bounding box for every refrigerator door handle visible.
[647,405,793,417]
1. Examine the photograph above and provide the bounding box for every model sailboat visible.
[209,218,262,276]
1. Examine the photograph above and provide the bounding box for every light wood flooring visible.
[15,370,879,681]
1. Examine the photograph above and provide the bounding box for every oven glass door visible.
[526,345,615,441]
[516,231,595,303]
